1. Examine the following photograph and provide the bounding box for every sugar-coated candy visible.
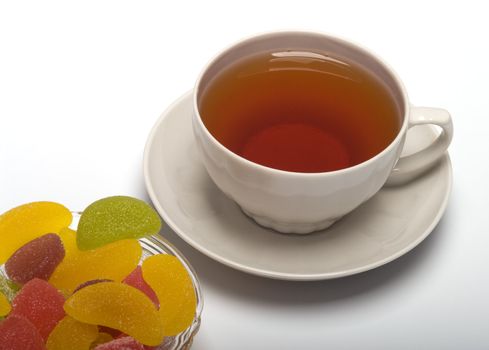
[90,332,114,348]
[5,233,65,285]
[64,282,164,346]
[46,316,98,350]
[49,228,141,293]
[0,273,19,302]
[77,196,161,250]
[93,336,145,350]
[11,278,65,341]
[58,228,77,255]
[123,266,159,308]
[0,291,11,317]
[0,201,72,263]
[142,255,196,336]
[0,315,46,350]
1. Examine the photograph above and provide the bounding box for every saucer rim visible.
[143,91,453,281]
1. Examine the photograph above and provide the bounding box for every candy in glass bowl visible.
[0,196,203,350]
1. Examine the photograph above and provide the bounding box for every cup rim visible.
[193,30,410,177]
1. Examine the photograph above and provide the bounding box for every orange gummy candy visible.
[64,282,164,346]
[141,255,196,336]
[46,316,98,350]
[49,228,141,293]
[0,202,72,263]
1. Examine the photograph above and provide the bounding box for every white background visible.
[0,1,487,349]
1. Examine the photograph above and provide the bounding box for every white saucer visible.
[144,91,452,281]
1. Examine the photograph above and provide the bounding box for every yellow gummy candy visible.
[0,201,72,263]
[0,291,11,317]
[64,282,164,346]
[49,228,142,293]
[142,254,197,336]
[58,228,78,255]
[46,316,98,350]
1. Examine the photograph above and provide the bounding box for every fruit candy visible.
[5,233,65,285]
[0,201,72,263]
[49,228,141,293]
[0,291,11,317]
[123,266,159,307]
[64,282,164,346]
[11,278,65,341]
[58,227,77,255]
[77,196,161,250]
[0,315,46,350]
[93,336,145,350]
[46,316,98,350]
[0,273,19,302]
[142,254,196,336]
[90,332,114,348]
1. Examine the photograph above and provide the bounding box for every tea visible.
[198,50,401,173]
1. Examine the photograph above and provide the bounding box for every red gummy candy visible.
[94,336,145,350]
[113,333,155,350]
[11,278,65,341]
[5,233,65,285]
[123,266,159,308]
[0,315,47,350]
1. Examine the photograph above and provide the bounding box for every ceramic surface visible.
[144,92,452,280]
[192,31,453,233]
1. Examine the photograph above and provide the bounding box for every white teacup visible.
[192,31,453,234]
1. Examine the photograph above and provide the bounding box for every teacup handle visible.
[386,106,453,186]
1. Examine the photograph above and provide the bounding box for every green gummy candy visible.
[77,196,161,250]
[0,272,20,302]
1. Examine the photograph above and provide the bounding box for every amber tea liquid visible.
[198,50,401,173]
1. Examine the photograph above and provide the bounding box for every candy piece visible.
[49,228,141,293]
[0,315,46,350]
[0,201,72,263]
[5,233,65,284]
[0,291,11,317]
[11,278,65,341]
[90,332,114,349]
[110,334,155,350]
[64,282,164,346]
[0,273,19,302]
[58,227,78,255]
[142,255,196,336]
[77,196,161,250]
[46,316,98,350]
[94,336,145,350]
[123,266,159,307]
